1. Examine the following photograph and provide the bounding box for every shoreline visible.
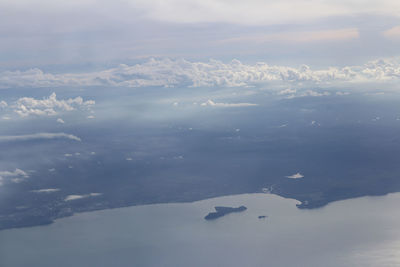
[1,190,397,232]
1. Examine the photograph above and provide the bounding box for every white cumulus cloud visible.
[2,58,400,89]
[0,168,29,185]
[12,92,95,117]
[0,169,29,178]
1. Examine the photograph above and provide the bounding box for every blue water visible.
[1,193,400,267]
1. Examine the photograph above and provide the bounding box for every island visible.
[258,215,267,219]
[204,206,247,220]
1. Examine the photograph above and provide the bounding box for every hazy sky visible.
[2,0,400,69]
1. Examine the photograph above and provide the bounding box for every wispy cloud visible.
[218,28,359,44]
[279,89,331,99]
[286,172,304,179]
[200,99,258,107]
[336,91,350,96]
[121,0,400,25]
[64,193,102,201]
[31,188,60,193]
[1,0,400,28]
[0,133,81,142]
[383,26,400,39]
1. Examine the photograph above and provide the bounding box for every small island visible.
[204,206,247,220]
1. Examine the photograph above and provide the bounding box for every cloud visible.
[310,120,321,126]
[0,133,81,142]
[64,193,102,201]
[302,90,330,97]
[1,0,400,29]
[0,101,7,109]
[1,0,400,72]
[2,0,400,28]
[12,92,95,117]
[0,168,29,185]
[383,26,400,39]
[0,169,29,178]
[218,28,359,44]
[31,188,60,193]
[200,99,258,107]
[123,0,400,26]
[278,88,297,95]
[2,57,400,89]
[336,91,350,96]
[64,195,85,201]
[372,117,380,121]
[56,118,65,124]
[280,89,330,99]
[286,172,304,179]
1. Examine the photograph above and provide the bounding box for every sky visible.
[1,0,400,71]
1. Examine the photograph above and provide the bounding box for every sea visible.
[1,193,400,267]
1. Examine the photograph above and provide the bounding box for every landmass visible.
[2,90,400,230]
[205,206,247,220]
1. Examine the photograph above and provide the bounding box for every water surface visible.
[1,193,400,267]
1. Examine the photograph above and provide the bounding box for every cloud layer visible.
[2,58,400,89]
[217,28,360,44]
[3,0,400,27]
[128,0,400,25]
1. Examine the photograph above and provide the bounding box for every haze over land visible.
[1,0,400,232]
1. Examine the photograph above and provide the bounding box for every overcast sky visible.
[1,0,400,70]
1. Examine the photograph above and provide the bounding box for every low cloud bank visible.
[1,58,400,89]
